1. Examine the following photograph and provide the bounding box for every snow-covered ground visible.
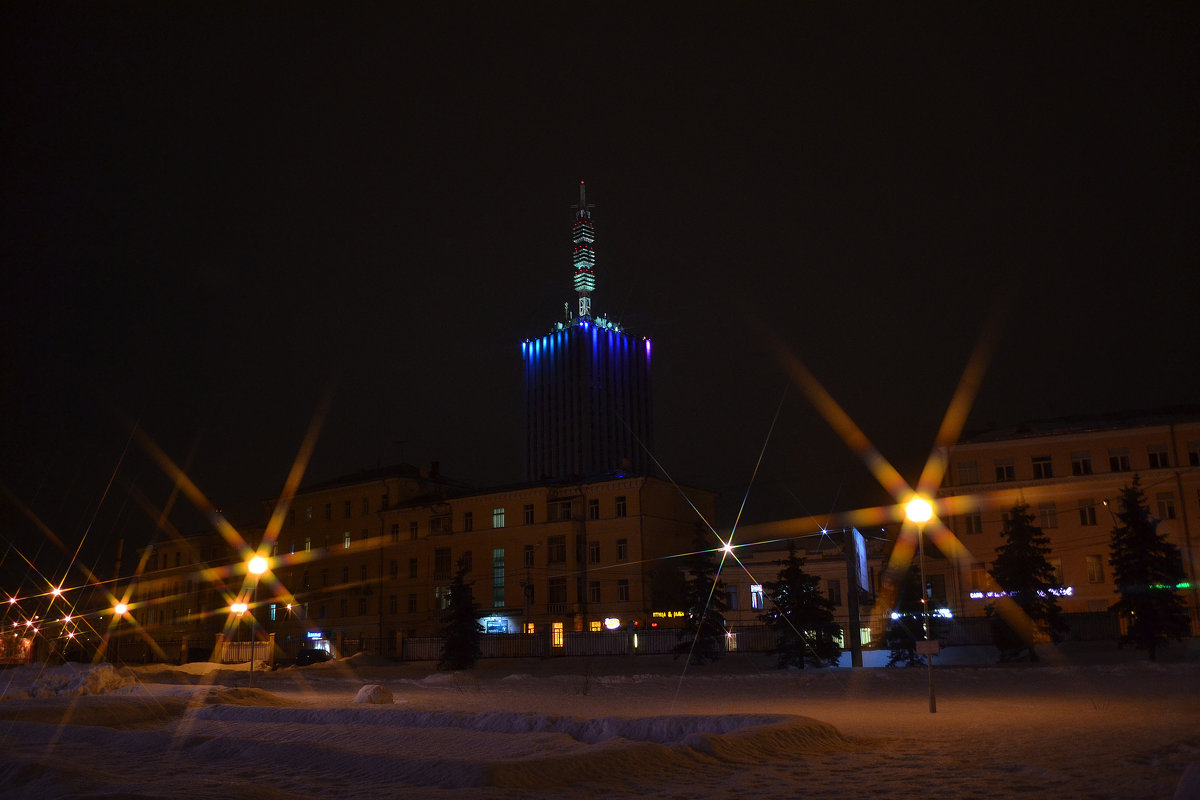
[0,644,1197,799]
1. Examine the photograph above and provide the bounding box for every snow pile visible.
[353,684,395,704]
[20,663,129,698]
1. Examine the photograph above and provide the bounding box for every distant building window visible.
[492,507,505,528]
[1038,502,1058,529]
[435,586,451,610]
[1071,452,1093,476]
[523,504,534,524]
[343,500,351,518]
[726,585,739,610]
[462,551,473,573]
[410,521,419,539]
[1109,448,1131,472]
[547,536,567,563]
[550,501,572,521]
[827,578,842,606]
[617,579,629,602]
[407,594,417,613]
[388,594,397,614]
[524,544,536,568]
[324,503,332,521]
[304,537,312,552]
[302,570,310,589]
[431,515,450,534]
[389,560,398,579]
[615,496,627,517]
[589,541,600,563]
[343,531,351,549]
[995,460,1015,482]
[1032,456,1053,480]
[390,523,399,542]
[381,493,388,510]
[970,562,988,590]
[750,584,765,610]
[1157,492,1177,520]
[957,461,978,485]
[1189,442,1200,467]
[964,512,983,535]
[408,558,418,578]
[1148,446,1170,469]
[320,568,329,587]
[616,538,628,561]
[341,566,349,583]
[492,548,505,608]
[1085,555,1105,584]
[362,498,370,516]
[463,512,473,532]
[305,506,313,522]
[360,564,368,582]
[1078,500,1098,527]
[434,548,452,580]
[587,499,600,520]
[588,581,601,604]
[549,578,567,610]
[358,598,367,616]
[552,621,565,647]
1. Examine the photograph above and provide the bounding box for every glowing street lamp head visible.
[231,602,248,615]
[906,496,934,524]
[721,541,734,555]
[113,603,128,616]
[248,556,268,576]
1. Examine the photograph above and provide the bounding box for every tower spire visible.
[572,179,596,318]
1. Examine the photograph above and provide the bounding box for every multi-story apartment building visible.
[257,466,714,655]
[938,408,1200,630]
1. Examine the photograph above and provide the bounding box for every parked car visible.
[295,647,333,666]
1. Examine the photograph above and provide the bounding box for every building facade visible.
[938,409,1200,630]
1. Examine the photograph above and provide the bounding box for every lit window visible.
[304,537,311,552]
[750,584,764,610]
[269,603,277,621]
[343,531,351,549]
[552,622,564,647]
[492,507,505,528]
[524,622,535,634]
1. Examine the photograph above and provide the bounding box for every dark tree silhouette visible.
[1109,477,1190,660]
[761,540,841,668]
[439,555,482,670]
[884,562,935,667]
[673,533,729,664]
[986,504,1068,662]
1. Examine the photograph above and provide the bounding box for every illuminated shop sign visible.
[603,618,621,630]
[651,611,685,619]
[969,587,1075,600]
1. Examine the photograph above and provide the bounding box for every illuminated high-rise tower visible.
[522,182,652,481]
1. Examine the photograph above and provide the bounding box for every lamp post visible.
[905,496,936,714]
[247,555,268,686]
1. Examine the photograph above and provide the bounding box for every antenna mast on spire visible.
[572,180,596,319]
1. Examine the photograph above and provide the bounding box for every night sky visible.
[2,4,1197,591]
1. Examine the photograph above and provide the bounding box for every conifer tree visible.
[439,555,483,670]
[1109,477,1190,660]
[673,534,729,664]
[986,504,1068,662]
[761,540,841,668]
[883,562,929,667]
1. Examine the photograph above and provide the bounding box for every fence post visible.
[212,633,226,664]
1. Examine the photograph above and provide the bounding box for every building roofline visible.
[958,405,1200,444]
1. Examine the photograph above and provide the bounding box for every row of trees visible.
[437,476,1191,670]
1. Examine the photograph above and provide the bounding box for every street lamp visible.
[905,495,937,714]
[247,555,268,686]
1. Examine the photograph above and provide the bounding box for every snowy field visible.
[1,644,1197,800]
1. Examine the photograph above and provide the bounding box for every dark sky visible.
[2,4,1197,590]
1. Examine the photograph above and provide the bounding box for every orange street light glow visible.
[906,496,934,524]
